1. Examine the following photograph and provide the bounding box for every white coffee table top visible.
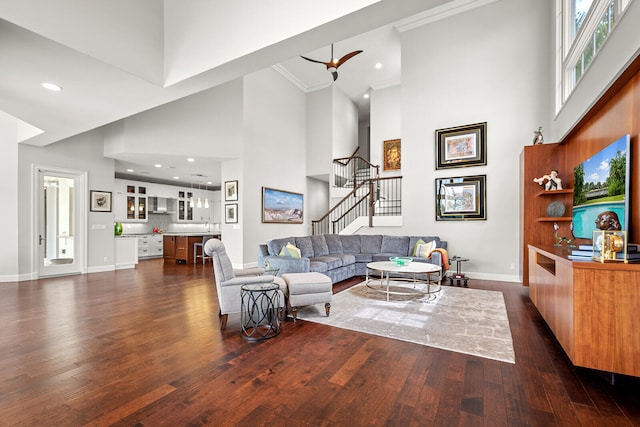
[367,261,440,274]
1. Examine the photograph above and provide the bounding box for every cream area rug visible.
[295,282,515,363]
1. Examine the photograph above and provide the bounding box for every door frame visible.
[32,164,88,278]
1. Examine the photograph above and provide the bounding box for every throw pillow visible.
[279,242,301,258]
[412,239,426,256]
[416,240,437,258]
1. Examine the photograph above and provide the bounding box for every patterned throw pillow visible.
[279,242,301,258]
[412,239,426,256]
[416,240,437,258]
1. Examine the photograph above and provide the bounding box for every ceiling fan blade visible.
[335,50,363,68]
[328,67,338,81]
[300,55,330,66]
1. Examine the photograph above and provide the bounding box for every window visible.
[556,0,632,110]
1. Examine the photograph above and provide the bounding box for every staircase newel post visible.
[368,180,375,227]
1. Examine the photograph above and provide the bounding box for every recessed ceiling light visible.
[41,82,63,92]
[187,158,195,162]
[154,164,162,168]
[126,168,134,173]
[375,63,382,69]
[363,93,370,99]
[207,181,213,185]
[173,176,180,180]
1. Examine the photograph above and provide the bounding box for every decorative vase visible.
[114,222,123,236]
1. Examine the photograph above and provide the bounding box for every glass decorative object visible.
[592,230,627,263]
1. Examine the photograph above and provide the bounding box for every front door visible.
[36,167,86,277]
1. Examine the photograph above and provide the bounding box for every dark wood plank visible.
[0,259,639,426]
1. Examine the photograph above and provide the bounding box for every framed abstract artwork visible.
[435,175,486,221]
[383,139,401,171]
[435,122,487,169]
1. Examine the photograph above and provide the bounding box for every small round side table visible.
[240,283,281,341]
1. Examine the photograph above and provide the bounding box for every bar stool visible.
[194,236,214,264]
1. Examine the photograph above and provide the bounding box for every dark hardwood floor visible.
[1,259,639,426]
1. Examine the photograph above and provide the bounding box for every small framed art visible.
[435,175,486,221]
[435,122,487,169]
[90,190,112,212]
[225,204,238,223]
[383,139,401,171]
[225,180,238,201]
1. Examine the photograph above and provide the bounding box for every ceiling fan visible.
[300,44,363,82]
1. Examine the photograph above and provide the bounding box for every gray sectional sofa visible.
[257,234,447,284]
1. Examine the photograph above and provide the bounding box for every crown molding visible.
[370,79,401,91]
[394,0,500,32]
[271,64,308,92]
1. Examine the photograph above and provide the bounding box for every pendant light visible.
[204,182,210,209]
[189,182,194,207]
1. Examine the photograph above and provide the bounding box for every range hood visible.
[149,197,176,214]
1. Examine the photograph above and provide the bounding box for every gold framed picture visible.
[383,139,401,171]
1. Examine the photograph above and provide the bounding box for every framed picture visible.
[435,122,487,169]
[90,190,112,212]
[262,187,303,224]
[225,203,238,223]
[435,175,486,221]
[383,139,401,171]
[225,180,238,201]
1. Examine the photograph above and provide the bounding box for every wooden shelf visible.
[536,189,573,196]
[537,217,572,222]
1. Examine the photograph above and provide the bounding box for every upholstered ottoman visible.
[281,272,332,321]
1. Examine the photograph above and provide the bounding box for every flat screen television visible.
[572,134,630,240]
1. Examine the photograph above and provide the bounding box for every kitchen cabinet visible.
[163,235,176,260]
[150,234,164,257]
[114,182,148,222]
[164,234,220,263]
[138,234,150,258]
[115,236,138,269]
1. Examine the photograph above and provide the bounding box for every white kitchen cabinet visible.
[115,236,138,269]
[150,234,164,257]
[114,181,148,222]
[137,234,164,258]
[137,234,150,258]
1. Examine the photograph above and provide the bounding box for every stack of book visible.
[568,243,640,261]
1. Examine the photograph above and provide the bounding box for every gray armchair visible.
[204,238,284,329]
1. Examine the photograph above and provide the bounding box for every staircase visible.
[312,151,402,235]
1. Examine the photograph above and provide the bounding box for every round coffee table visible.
[365,261,442,301]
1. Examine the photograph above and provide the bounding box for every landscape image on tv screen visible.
[572,134,630,240]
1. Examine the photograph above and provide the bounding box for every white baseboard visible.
[89,265,117,273]
[456,271,521,284]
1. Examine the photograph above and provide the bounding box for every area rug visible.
[295,282,515,363]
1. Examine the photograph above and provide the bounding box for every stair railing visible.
[333,151,379,189]
[312,176,402,235]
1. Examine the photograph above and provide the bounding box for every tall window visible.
[557,0,632,109]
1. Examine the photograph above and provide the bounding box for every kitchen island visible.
[163,233,221,263]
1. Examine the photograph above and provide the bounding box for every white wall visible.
[370,85,402,178]
[332,86,359,159]
[306,177,330,229]
[104,79,244,160]
[241,67,308,265]
[306,89,333,179]
[18,128,116,276]
[393,0,553,282]
[0,112,20,280]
